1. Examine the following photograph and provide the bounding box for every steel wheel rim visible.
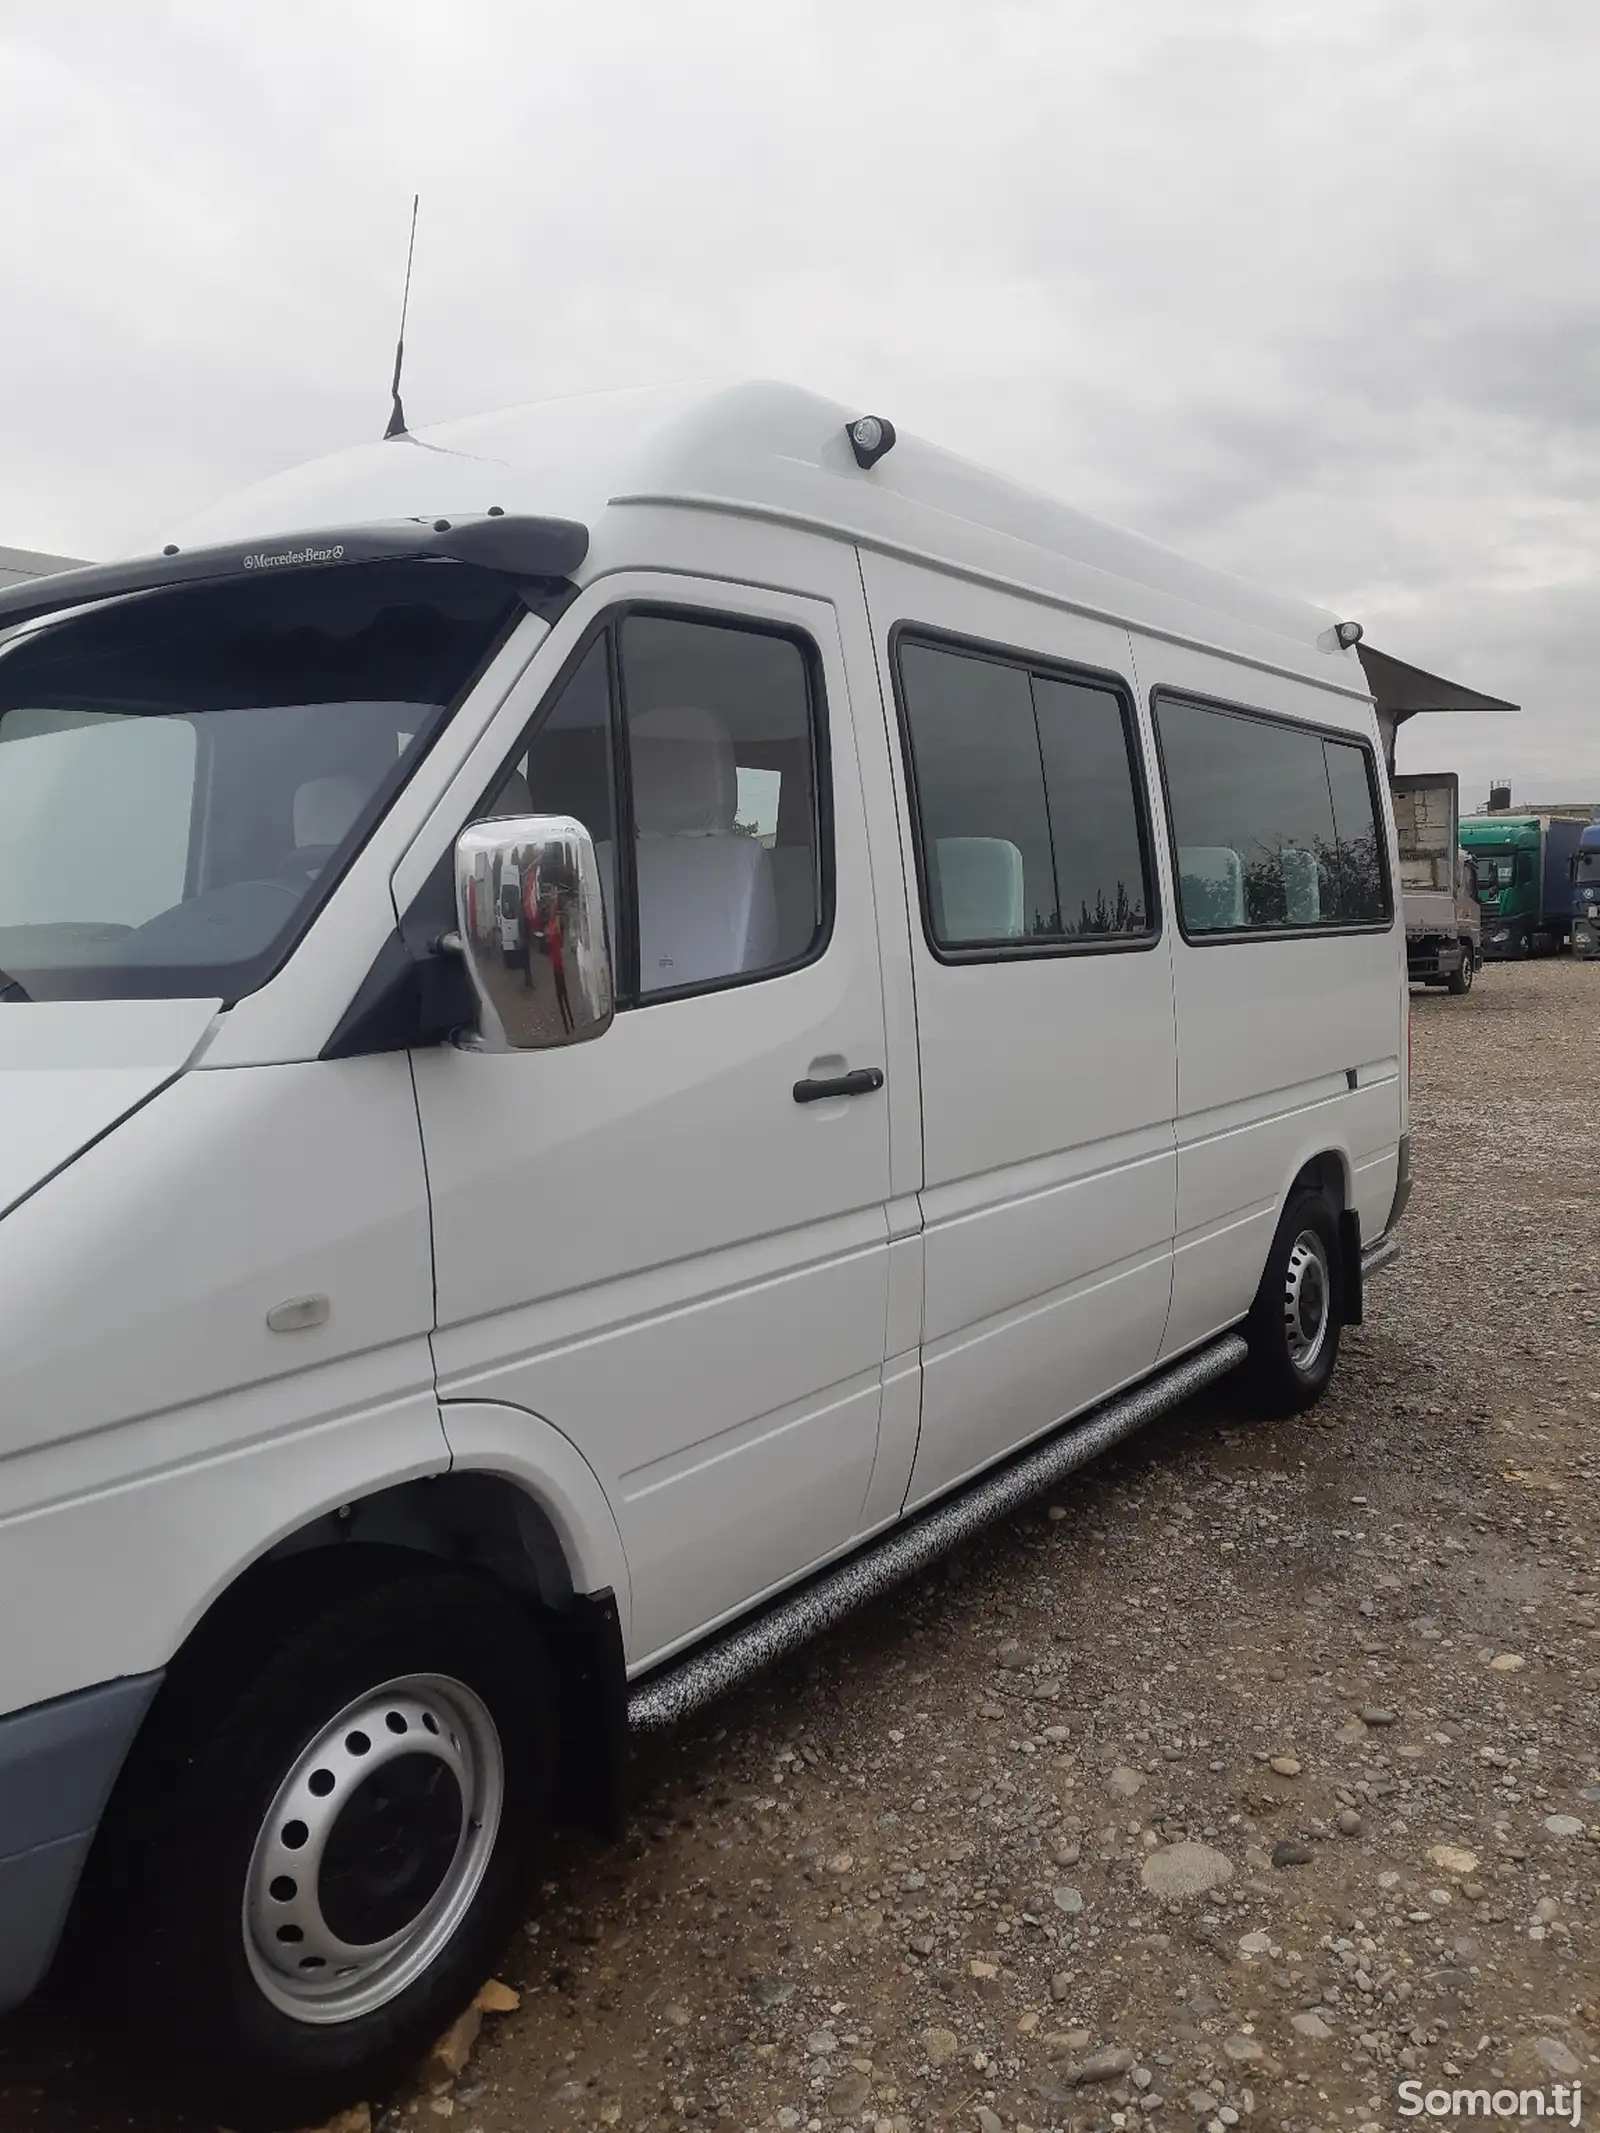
[1282,1228,1332,1374]
[242,1674,503,2025]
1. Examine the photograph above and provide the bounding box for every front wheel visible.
[1243,1189,1344,1414]
[99,1565,551,2128]
[1446,947,1474,995]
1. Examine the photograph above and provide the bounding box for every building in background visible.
[1466,788,1599,822]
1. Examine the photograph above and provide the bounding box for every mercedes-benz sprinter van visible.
[0,382,1409,2119]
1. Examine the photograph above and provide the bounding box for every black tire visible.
[1242,1187,1344,1415]
[95,1562,551,2128]
[1446,947,1474,995]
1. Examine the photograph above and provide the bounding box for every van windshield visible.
[0,560,520,1001]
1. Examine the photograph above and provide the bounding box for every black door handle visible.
[793,1067,885,1104]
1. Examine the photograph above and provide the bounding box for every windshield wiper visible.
[0,969,31,1002]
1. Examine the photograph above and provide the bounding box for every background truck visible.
[1393,772,1480,992]
[1572,822,1600,961]
[1459,812,1582,957]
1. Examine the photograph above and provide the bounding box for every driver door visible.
[409,578,894,1666]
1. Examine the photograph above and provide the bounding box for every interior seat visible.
[630,706,778,991]
[768,843,819,963]
[284,775,370,881]
[934,835,1026,942]
[1178,845,1246,930]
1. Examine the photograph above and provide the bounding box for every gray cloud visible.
[3,0,1597,796]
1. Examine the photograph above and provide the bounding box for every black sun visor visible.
[0,513,589,633]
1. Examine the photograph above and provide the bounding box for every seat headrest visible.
[935,836,1026,941]
[293,775,368,849]
[1178,845,1246,928]
[631,707,737,837]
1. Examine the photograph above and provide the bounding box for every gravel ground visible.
[3,956,1595,2133]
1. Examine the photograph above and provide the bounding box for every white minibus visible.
[0,382,1408,2119]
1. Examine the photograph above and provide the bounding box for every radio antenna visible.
[384,194,420,440]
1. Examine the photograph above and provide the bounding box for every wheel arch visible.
[1279,1145,1350,1220]
[90,1417,635,1901]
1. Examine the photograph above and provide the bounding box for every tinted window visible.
[1156,696,1390,935]
[898,643,1054,943]
[1032,675,1150,937]
[494,637,618,929]
[1322,738,1387,923]
[898,639,1152,951]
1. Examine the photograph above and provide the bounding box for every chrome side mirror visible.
[453,814,614,1051]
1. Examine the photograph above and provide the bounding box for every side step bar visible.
[627,1331,1249,1733]
[1361,1233,1401,1281]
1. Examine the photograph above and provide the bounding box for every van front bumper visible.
[0,1673,161,2012]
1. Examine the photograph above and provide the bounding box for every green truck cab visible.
[1459,813,1582,958]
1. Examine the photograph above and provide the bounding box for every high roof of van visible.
[167,380,1365,697]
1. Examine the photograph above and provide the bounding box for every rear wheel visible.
[1243,1188,1344,1414]
[1446,946,1474,995]
[98,1564,551,2128]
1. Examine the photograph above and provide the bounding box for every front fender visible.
[440,1399,633,1655]
[0,1054,444,1720]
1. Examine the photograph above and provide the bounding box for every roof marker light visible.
[1335,620,1364,648]
[847,415,897,470]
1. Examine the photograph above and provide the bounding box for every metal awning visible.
[1355,645,1518,773]
[1356,644,1519,724]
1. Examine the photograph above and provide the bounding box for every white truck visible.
[1393,771,1479,994]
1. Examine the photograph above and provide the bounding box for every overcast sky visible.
[3,0,1596,799]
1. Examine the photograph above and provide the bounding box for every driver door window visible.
[487,636,619,934]
[488,609,826,1006]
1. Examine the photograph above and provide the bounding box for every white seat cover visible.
[1178,844,1246,929]
[292,775,368,849]
[631,706,778,990]
[1281,846,1322,925]
[935,835,1026,941]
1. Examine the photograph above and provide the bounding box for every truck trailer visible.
[1393,772,1479,992]
[1458,812,1581,957]
[1572,822,1600,961]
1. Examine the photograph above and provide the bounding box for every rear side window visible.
[896,636,1154,954]
[1155,695,1390,936]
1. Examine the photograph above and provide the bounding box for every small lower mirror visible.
[454,814,614,1050]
